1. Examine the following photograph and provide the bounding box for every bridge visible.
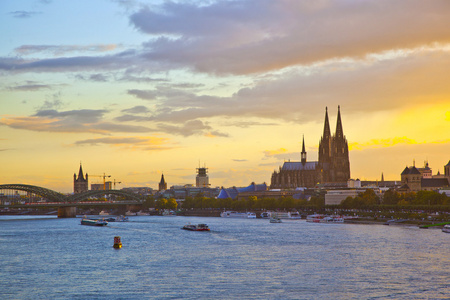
[0,184,144,218]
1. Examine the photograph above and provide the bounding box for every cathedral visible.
[270,106,351,189]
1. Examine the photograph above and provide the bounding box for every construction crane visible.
[113,179,121,190]
[91,173,111,190]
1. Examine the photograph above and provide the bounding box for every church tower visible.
[301,135,307,165]
[318,107,332,182]
[159,173,167,191]
[73,164,88,194]
[330,106,351,182]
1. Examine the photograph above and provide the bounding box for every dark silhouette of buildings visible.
[73,164,89,193]
[271,106,351,189]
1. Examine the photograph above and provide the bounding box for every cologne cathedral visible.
[270,106,350,189]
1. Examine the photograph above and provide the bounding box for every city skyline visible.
[1,0,450,193]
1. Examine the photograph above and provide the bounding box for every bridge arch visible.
[0,184,143,203]
[66,190,143,203]
[0,184,66,202]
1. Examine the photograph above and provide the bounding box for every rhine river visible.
[0,215,449,299]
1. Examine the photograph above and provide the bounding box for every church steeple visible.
[159,173,167,191]
[323,106,331,140]
[77,163,85,181]
[301,135,307,165]
[335,105,343,139]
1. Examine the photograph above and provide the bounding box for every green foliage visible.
[167,198,178,210]
[143,195,155,208]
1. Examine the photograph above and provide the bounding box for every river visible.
[0,215,449,299]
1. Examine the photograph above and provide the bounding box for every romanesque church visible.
[270,106,350,189]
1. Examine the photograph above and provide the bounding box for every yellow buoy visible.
[113,236,122,249]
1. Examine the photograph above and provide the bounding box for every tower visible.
[301,135,307,165]
[196,165,209,188]
[330,106,351,182]
[318,107,332,182]
[159,173,167,191]
[73,164,88,194]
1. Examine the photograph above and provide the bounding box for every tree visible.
[382,189,400,205]
[167,198,178,210]
[143,195,155,208]
[156,198,168,210]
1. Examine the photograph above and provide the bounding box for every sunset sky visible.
[1,0,449,193]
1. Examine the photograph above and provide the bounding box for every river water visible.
[0,215,449,299]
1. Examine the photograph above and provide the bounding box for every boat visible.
[260,212,272,219]
[384,219,408,225]
[289,211,302,219]
[220,211,256,218]
[442,225,450,233]
[306,214,344,223]
[271,212,291,219]
[80,218,108,226]
[182,223,210,231]
[106,215,129,222]
[162,210,176,216]
[136,210,150,216]
[99,210,109,216]
[270,217,282,223]
[115,215,129,222]
[125,211,136,216]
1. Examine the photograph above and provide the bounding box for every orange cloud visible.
[264,148,288,157]
[349,137,450,151]
[74,136,172,151]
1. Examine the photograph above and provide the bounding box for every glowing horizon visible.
[1,0,449,193]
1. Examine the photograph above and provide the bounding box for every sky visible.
[1,0,450,193]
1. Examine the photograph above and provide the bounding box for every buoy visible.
[113,236,122,249]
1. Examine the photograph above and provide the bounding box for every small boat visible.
[220,211,256,218]
[99,210,109,216]
[384,219,407,225]
[442,225,450,233]
[125,211,136,216]
[260,212,272,219]
[136,210,150,216]
[289,211,302,219]
[115,215,129,222]
[182,223,210,231]
[306,214,344,223]
[270,217,282,223]
[106,215,129,222]
[81,218,108,226]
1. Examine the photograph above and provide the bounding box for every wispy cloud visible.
[0,109,151,134]
[74,136,173,151]
[9,11,42,18]
[14,44,119,56]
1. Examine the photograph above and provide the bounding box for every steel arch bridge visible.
[66,189,143,202]
[0,184,67,202]
[0,184,143,203]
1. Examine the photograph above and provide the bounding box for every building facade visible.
[73,164,89,194]
[400,160,450,192]
[271,106,351,189]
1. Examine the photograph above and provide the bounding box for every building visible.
[159,174,167,191]
[271,106,350,189]
[217,182,268,200]
[196,166,209,187]
[400,160,450,192]
[73,164,88,194]
[91,181,112,191]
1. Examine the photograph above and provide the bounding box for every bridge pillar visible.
[58,207,77,218]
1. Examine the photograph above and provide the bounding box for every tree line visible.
[143,189,450,212]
